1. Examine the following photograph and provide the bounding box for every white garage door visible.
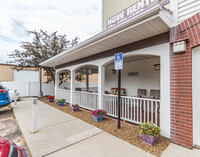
[193,46,200,147]
[14,70,39,82]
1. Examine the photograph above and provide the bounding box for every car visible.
[0,136,27,157]
[0,85,11,108]
[0,84,20,102]
[8,90,20,102]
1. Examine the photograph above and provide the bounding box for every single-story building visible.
[0,63,47,82]
[41,0,200,149]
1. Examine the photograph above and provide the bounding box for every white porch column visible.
[160,54,170,138]
[70,70,75,105]
[55,71,59,99]
[98,65,105,109]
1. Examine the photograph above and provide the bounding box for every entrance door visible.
[193,46,200,146]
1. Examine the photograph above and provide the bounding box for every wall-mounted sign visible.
[107,0,170,29]
[128,72,139,76]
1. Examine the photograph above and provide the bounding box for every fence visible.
[103,94,160,125]
[74,91,98,110]
[1,81,55,97]
[57,89,71,103]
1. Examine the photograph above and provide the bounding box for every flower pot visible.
[48,99,54,103]
[92,114,105,122]
[56,102,64,106]
[70,106,79,112]
[140,134,159,146]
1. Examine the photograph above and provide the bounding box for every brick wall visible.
[170,12,200,148]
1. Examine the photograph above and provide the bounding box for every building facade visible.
[0,63,48,82]
[41,0,200,148]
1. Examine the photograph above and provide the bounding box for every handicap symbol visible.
[115,53,123,62]
[117,55,121,61]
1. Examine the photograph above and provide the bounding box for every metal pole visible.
[118,70,121,129]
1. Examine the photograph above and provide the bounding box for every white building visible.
[41,0,200,149]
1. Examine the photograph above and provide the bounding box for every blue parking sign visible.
[115,53,123,70]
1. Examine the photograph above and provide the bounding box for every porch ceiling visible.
[41,4,172,68]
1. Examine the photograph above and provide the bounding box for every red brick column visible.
[170,12,200,148]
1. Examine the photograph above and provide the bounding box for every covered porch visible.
[56,54,161,126]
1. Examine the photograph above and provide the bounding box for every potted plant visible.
[70,104,79,112]
[91,109,107,122]
[138,121,160,146]
[47,96,54,103]
[55,99,65,106]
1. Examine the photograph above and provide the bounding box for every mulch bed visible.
[39,97,170,157]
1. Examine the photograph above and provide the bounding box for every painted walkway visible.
[12,98,200,157]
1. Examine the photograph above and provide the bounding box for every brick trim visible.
[170,12,200,148]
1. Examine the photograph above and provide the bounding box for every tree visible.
[75,73,85,82]
[59,71,71,86]
[8,30,79,84]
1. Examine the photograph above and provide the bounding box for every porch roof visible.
[40,4,172,68]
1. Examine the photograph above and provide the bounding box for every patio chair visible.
[130,89,146,112]
[104,91,110,94]
[134,89,146,97]
[140,94,160,113]
[75,88,82,91]
[150,89,160,113]
[150,89,160,100]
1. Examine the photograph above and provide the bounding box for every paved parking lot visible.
[0,106,30,156]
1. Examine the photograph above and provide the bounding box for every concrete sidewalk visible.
[12,98,200,157]
[12,98,155,157]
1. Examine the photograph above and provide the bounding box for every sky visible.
[0,0,101,63]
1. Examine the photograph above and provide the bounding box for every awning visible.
[40,4,172,68]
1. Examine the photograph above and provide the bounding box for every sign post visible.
[32,98,38,133]
[115,53,123,129]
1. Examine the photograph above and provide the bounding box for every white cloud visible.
[0,0,101,63]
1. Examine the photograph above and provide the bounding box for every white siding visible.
[178,0,200,23]
[105,58,160,96]
[14,70,39,82]
[102,0,171,30]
